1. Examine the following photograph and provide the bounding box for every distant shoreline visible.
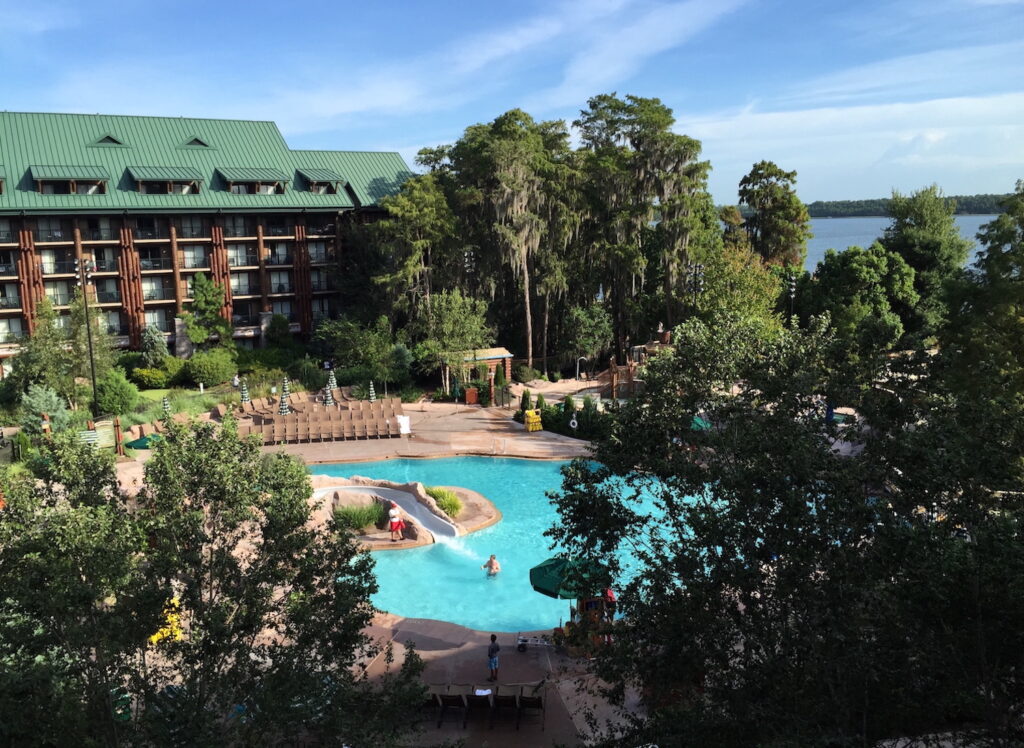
[811,213,998,219]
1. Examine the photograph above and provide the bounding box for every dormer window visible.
[217,167,288,196]
[297,168,344,195]
[128,166,203,195]
[30,166,109,195]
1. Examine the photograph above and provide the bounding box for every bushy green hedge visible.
[131,367,168,389]
[514,365,541,383]
[288,357,328,391]
[184,349,236,387]
[96,369,139,416]
[426,486,462,518]
[333,502,386,531]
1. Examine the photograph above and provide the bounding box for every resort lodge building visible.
[0,111,410,359]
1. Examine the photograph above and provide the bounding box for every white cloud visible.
[686,93,1024,200]
[525,0,748,112]
[783,41,1024,106]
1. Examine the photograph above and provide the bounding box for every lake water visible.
[805,215,998,273]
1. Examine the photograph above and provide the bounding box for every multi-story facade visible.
[0,112,411,359]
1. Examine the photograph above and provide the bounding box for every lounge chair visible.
[490,684,519,729]
[463,685,494,728]
[437,683,471,728]
[516,680,547,731]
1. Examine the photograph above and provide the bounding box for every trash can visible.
[465,387,479,405]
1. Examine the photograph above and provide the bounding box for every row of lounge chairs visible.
[426,681,546,730]
[253,405,402,426]
[236,416,401,443]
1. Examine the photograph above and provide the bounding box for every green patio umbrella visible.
[162,396,171,418]
[278,377,291,415]
[368,380,376,403]
[240,379,250,404]
[323,385,335,407]
[326,369,337,392]
[125,433,163,450]
[529,557,605,600]
[690,415,711,431]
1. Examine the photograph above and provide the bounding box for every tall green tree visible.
[881,184,973,342]
[140,323,169,368]
[372,173,457,327]
[0,422,426,746]
[719,205,752,254]
[804,241,918,385]
[549,314,1024,746]
[181,272,232,350]
[6,297,70,399]
[738,160,812,267]
[411,289,494,393]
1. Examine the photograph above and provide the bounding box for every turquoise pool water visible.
[313,457,575,632]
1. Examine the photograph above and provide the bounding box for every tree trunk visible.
[542,293,550,376]
[523,258,534,368]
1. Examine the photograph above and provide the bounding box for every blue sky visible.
[1,0,1021,202]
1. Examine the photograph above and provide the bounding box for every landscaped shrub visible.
[398,386,425,403]
[288,356,328,392]
[514,364,541,383]
[334,364,375,388]
[494,365,507,387]
[115,351,144,376]
[244,366,288,397]
[267,314,292,348]
[468,379,491,406]
[131,367,169,389]
[520,389,532,412]
[140,324,169,368]
[333,502,386,531]
[426,487,462,518]
[96,368,139,416]
[184,349,236,387]
[535,393,546,411]
[162,355,185,385]
[20,384,70,434]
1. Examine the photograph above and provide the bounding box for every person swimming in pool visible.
[482,555,501,576]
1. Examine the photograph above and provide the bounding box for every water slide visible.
[313,485,459,539]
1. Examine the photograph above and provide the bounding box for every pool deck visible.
[270,400,592,464]
[114,402,604,744]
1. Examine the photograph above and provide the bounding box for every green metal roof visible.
[30,164,109,180]
[297,167,344,183]
[216,166,289,182]
[0,165,6,180]
[127,165,204,182]
[0,112,413,214]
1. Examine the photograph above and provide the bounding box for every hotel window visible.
[227,243,257,266]
[170,182,197,194]
[230,272,256,296]
[84,217,114,241]
[141,181,166,194]
[144,309,171,332]
[0,283,20,309]
[40,181,71,195]
[0,316,23,343]
[177,216,206,238]
[0,219,12,242]
[93,246,118,271]
[95,279,120,303]
[257,183,279,195]
[267,242,291,265]
[104,311,125,335]
[75,182,103,195]
[36,218,66,242]
[54,315,72,334]
[269,271,291,294]
[142,278,170,301]
[45,281,72,306]
[229,183,253,195]
[0,251,17,275]
[312,297,330,320]
[308,241,328,263]
[271,300,292,320]
[310,269,328,291]
[224,216,253,237]
[180,245,208,269]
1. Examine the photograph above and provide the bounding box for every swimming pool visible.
[313,457,576,632]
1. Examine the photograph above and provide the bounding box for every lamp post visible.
[788,272,797,320]
[74,257,100,416]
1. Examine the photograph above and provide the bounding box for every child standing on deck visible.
[487,634,500,682]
